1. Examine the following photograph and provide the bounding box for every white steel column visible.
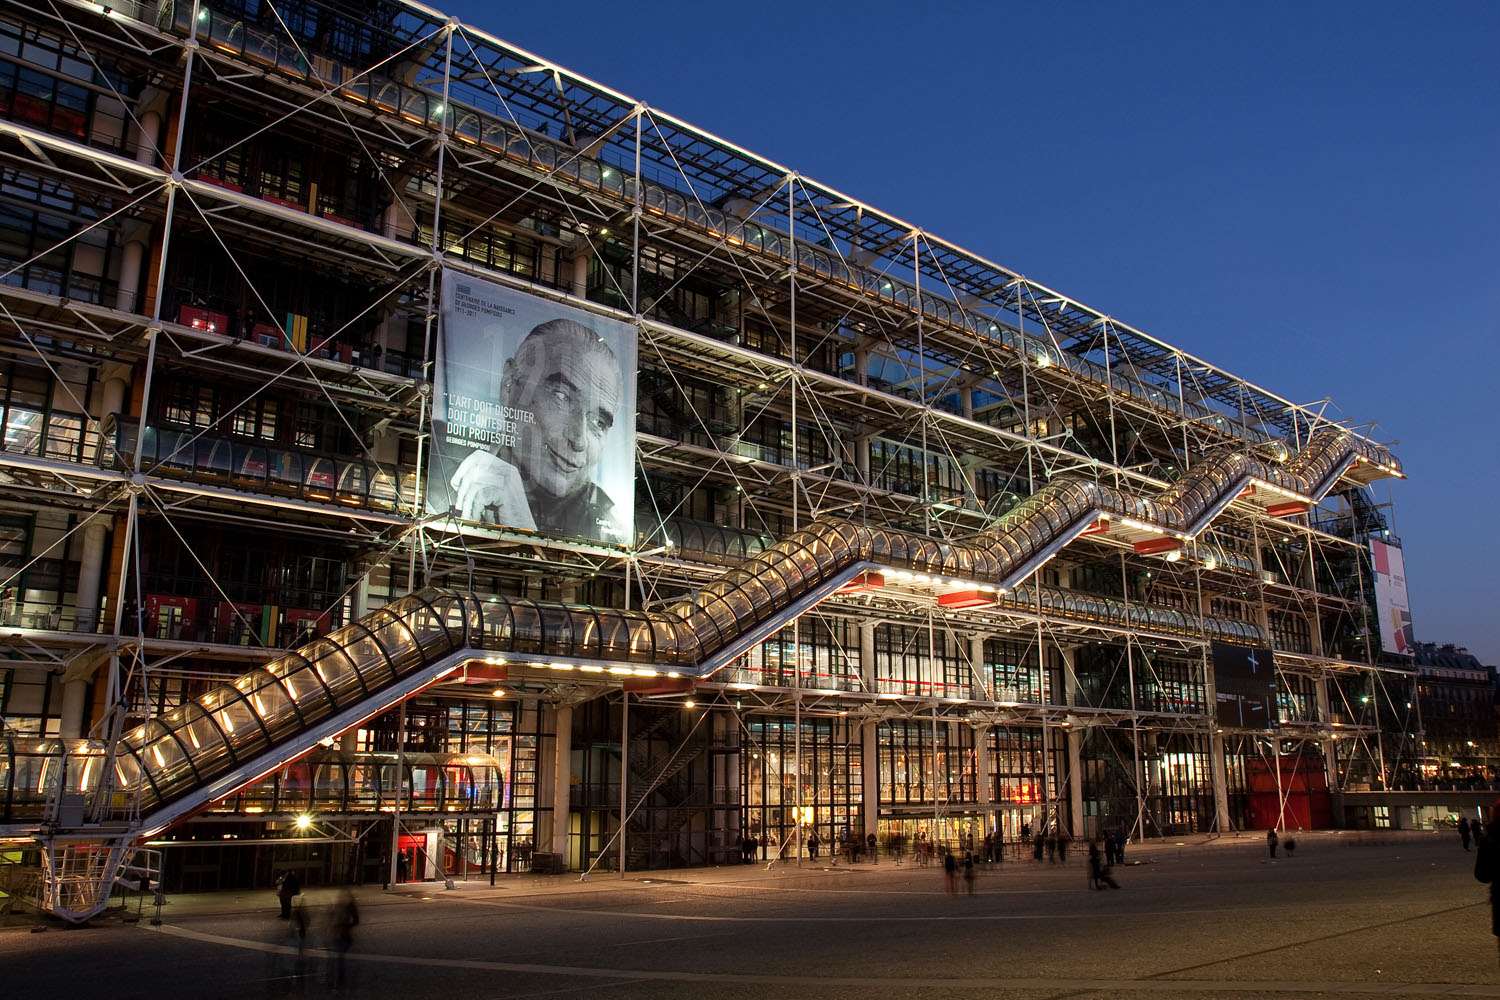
[1059,643,1084,839]
[619,691,629,877]
[861,718,879,841]
[1315,675,1340,795]
[859,623,876,692]
[1209,729,1232,832]
[552,704,573,860]
[974,723,992,834]
[1066,726,1085,840]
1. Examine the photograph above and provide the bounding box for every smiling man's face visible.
[500,322,620,502]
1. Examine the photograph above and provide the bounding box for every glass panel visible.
[507,601,542,653]
[568,609,601,659]
[338,626,395,691]
[651,618,682,665]
[298,639,362,703]
[201,688,268,754]
[626,616,655,662]
[271,655,332,717]
[280,760,313,812]
[409,761,440,809]
[347,762,381,810]
[537,604,572,653]
[311,761,345,811]
[233,668,302,741]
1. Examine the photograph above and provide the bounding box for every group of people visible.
[272,872,361,991]
[941,849,979,894]
[799,827,880,863]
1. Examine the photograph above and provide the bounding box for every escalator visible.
[11,425,1397,920]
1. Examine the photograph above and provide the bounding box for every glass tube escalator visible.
[115,589,477,824]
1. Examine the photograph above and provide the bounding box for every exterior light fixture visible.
[295,814,312,831]
[491,688,506,698]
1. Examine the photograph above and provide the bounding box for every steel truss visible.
[0,0,1412,900]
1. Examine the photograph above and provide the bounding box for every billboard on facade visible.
[427,273,636,546]
[1370,538,1414,656]
[1211,642,1278,729]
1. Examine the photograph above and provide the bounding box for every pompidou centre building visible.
[0,0,1415,919]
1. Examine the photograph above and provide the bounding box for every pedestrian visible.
[1088,842,1120,890]
[1058,832,1070,863]
[1115,830,1127,863]
[326,887,359,990]
[1267,828,1279,858]
[1046,834,1057,863]
[983,831,994,864]
[807,828,820,859]
[1473,802,1500,969]
[962,852,976,894]
[275,869,301,918]
[1033,831,1045,861]
[1461,817,1473,852]
[274,900,309,991]
[1104,830,1117,867]
[943,849,958,895]
[867,832,877,864]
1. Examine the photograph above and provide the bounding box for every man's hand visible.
[451,451,537,530]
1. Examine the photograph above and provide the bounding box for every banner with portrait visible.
[1370,538,1414,656]
[427,272,637,546]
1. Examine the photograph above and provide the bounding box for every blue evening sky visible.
[443,1,1500,664]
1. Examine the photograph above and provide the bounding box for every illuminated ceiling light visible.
[550,663,574,671]
[683,700,696,709]
[667,671,681,678]
[579,665,604,673]
[295,814,312,830]
[633,668,659,677]
[608,667,632,675]
[491,688,506,697]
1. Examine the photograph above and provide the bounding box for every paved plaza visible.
[4,831,1498,998]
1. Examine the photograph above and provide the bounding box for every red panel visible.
[622,676,696,695]
[1133,537,1182,556]
[1266,502,1309,518]
[1079,519,1110,536]
[938,590,995,609]
[461,663,509,684]
[838,572,885,593]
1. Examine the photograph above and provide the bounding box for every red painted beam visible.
[1266,502,1309,518]
[838,572,885,593]
[622,676,696,696]
[1133,537,1182,556]
[938,590,996,610]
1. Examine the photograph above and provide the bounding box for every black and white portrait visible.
[428,274,636,546]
